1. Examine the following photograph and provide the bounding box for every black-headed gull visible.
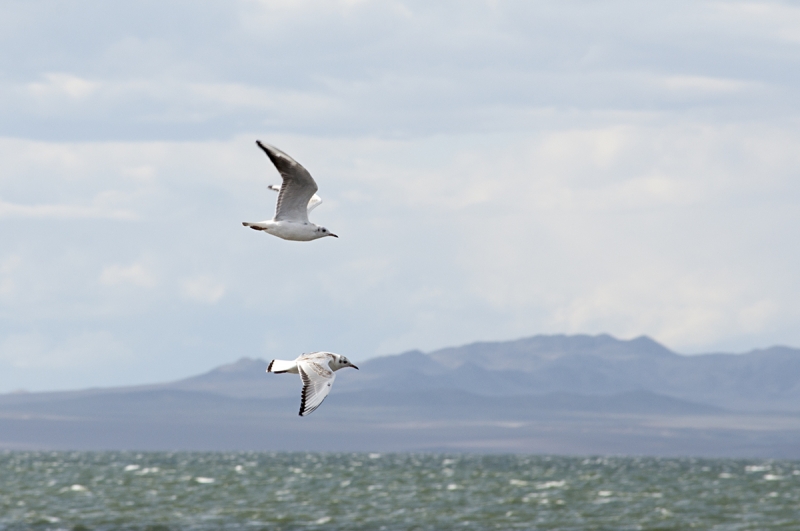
[267,352,358,416]
[243,141,337,241]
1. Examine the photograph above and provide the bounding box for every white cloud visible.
[100,262,157,288]
[1,0,800,391]
[181,275,226,304]
[437,123,800,351]
[0,198,136,220]
[0,255,21,298]
[0,137,164,222]
[0,1,795,141]
[0,332,130,369]
[660,75,759,94]
[1,124,798,365]
[186,82,337,115]
[546,271,771,348]
[121,165,157,181]
[6,75,341,127]
[26,73,98,100]
[714,2,800,43]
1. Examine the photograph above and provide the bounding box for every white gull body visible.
[242,141,337,241]
[267,352,358,416]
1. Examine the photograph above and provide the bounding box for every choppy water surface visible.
[1,452,799,530]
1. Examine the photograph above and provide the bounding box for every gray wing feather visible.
[298,363,336,416]
[256,140,318,223]
[268,184,323,213]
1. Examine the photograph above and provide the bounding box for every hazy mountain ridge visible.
[4,333,798,409]
[152,334,799,411]
[2,334,800,456]
[348,335,800,410]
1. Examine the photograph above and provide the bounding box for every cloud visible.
[660,75,759,94]
[26,73,98,100]
[1,0,800,391]
[181,275,226,304]
[0,331,130,369]
[0,198,136,220]
[714,2,800,43]
[1,124,799,365]
[0,255,21,298]
[0,137,162,222]
[100,262,157,288]
[0,1,796,142]
[546,271,776,348]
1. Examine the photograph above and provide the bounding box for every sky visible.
[1,0,800,392]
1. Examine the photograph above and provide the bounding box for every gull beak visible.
[329,233,339,238]
[351,364,359,370]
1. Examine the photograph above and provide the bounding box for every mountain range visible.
[2,334,799,457]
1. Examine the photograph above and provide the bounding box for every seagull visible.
[243,141,338,241]
[267,352,358,416]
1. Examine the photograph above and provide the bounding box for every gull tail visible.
[243,221,267,231]
[267,359,297,374]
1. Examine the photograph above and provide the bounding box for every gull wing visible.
[297,355,336,416]
[268,184,323,213]
[306,195,322,212]
[256,141,318,223]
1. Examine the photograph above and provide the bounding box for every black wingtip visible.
[298,367,309,417]
[256,139,276,154]
[255,140,272,157]
[267,360,274,373]
[255,140,284,168]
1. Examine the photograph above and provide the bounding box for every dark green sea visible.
[1,452,798,530]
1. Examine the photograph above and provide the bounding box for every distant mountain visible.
[146,334,800,411]
[2,334,800,457]
[419,334,800,410]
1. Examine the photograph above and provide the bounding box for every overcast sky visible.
[2,0,800,392]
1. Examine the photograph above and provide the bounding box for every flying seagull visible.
[243,141,337,241]
[267,352,358,416]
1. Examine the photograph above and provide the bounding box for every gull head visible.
[316,226,338,238]
[334,354,358,371]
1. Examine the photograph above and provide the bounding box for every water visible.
[1,452,798,530]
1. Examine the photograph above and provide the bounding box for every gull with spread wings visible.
[267,352,359,416]
[243,140,337,241]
